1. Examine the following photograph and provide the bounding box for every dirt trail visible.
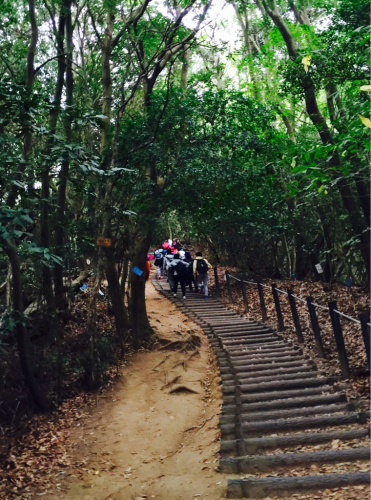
[46,279,232,500]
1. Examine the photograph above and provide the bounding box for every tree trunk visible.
[129,232,154,349]
[55,0,73,311]
[102,246,129,351]
[120,257,129,296]
[40,8,66,334]
[316,205,336,282]
[5,262,12,308]
[6,0,38,208]
[278,108,296,143]
[180,45,190,94]
[1,238,49,411]
[326,82,370,225]
[100,13,114,152]
[84,261,104,388]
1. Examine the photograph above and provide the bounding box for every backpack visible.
[172,260,189,277]
[154,249,164,261]
[196,259,208,274]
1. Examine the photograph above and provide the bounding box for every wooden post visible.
[225,271,233,303]
[288,288,304,343]
[306,296,325,358]
[241,280,248,314]
[329,301,350,379]
[257,282,268,322]
[214,267,219,297]
[359,313,370,368]
[272,283,284,331]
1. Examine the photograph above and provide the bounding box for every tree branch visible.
[112,0,153,49]
[87,5,101,43]
[43,0,58,38]
[34,53,67,75]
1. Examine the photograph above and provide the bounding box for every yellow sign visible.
[97,237,111,247]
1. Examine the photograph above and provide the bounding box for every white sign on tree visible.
[315,263,323,274]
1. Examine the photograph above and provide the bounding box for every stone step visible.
[216,344,295,357]
[214,337,280,347]
[215,330,273,338]
[222,385,338,405]
[224,341,288,352]
[221,446,370,473]
[222,376,334,395]
[220,412,368,438]
[227,472,370,498]
[222,371,324,389]
[229,347,301,359]
[220,427,369,455]
[219,403,354,424]
[221,365,316,381]
[219,359,312,374]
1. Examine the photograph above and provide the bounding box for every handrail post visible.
[287,288,304,343]
[214,267,219,297]
[359,313,370,369]
[225,271,233,303]
[272,283,284,331]
[241,280,248,314]
[257,282,268,322]
[329,301,350,379]
[306,296,325,358]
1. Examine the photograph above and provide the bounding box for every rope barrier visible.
[292,293,306,303]
[311,302,330,311]
[333,309,361,324]
[226,271,362,326]
[260,283,271,289]
[230,276,241,282]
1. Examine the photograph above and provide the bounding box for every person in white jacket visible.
[163,248,174,289]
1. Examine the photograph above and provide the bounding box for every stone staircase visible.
[152,277,370,498]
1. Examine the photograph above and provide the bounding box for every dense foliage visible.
[0,0,369,410]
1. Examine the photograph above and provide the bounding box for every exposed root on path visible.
[160,374,181,389]
[168,384,199,394]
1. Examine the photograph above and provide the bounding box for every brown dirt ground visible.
[43,278,235,500]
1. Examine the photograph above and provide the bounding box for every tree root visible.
[168,384,199,394]
[161,374,181,390]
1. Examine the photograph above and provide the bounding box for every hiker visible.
[163,248,174,289]
[184,250,198,292]
[145,256,151,281]
[173,238,182,250]
[170,253,189,299]
[154,245,165,279]
[193,251,212,298]
[178,249,185,259]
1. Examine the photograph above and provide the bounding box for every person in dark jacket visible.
[193,251,212,298]
[169,253,189,299]
[173,238,182,250]
[184,250,198,292]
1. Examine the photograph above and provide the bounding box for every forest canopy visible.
[0,0,369,410]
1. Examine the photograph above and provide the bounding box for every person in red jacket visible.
[145,256,150,281]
